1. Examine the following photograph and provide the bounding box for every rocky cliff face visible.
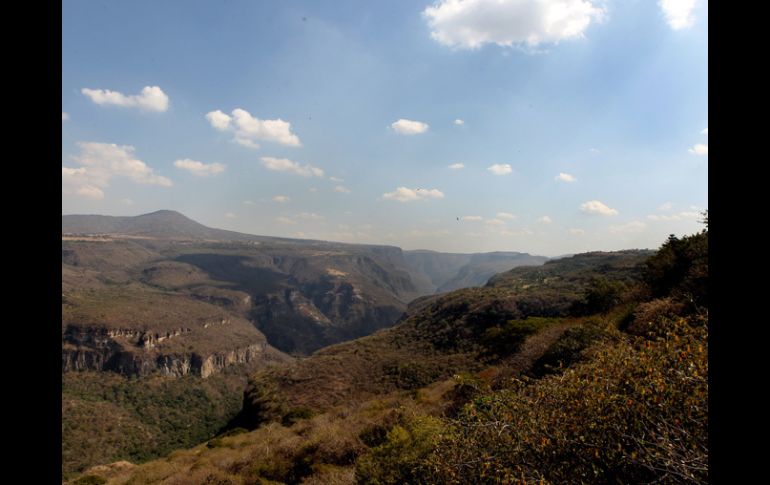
[62,324,286,378]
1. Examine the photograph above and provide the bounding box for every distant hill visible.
[62,210,264,241]
[404,250,548,293]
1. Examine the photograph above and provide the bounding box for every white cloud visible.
[81,86,169,112]
[555,172,577,182]
[538,216,552,224]
[580,200,618,216]
[62,112,69,121]
[122,198,134,206]
[297,212,325,221]
[688,143,708,156]
[448,162,465,170]
[589,148,600,153]
[243,200,256,205]
[383,187,445,202]
[609,221,647,233]
[701,127,708,135]
[260,157,324,178]
[454,119,465,125]
[461,215,484,221]
[308,187,318,193]
[334,185,351,193]
[496,212,517,220]
[659,0,698,30]
[487,163,512,175]
[390,119,429,135]
[647,211,701,222]
[173,158,226,176]
[423,0,605,49]
[272,195,291,203]
[659,202,673,211]
[205,110,232,130]
[275,216,296,225]
[330,176,344,182]
[62,167,105,200]
[569,228,585,236]
[206,108,301,148]
[485,218,505,226]
[224,212,236,219]
[63,142,172,199]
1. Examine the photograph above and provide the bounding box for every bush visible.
[282,407,317,427]
[356,316,707,484]
[530,324,604,377]
[73,476,107,485]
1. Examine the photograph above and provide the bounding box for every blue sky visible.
[62,0,708,255]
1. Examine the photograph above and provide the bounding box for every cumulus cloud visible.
[487,163,512,175]
[555,172,577,182]
[272,195,291,203]
[538,216,552,224]
[461,215,484,221]
[423,0,605,49]
[454,119,465,125]
[485,218,505,226]
[275,216,296,225]
[647,211,701,222]
[497,212,517,219]
[243,200,256,205]
[448,162,465,170]
[580,200,618,216]
[81,86,169,112]
[205,110,232,130]
[206,108,301,148]
[383,187,445,202]
[334,185,351,193]
[701,127,708,135]
[659,202,673,211]
[224,212,236,219]
[260,157,324,178]
[63,142,172,199]
[569,228,585,236]
[62,112,69,121]
[173,158,225,176]
[609,221,647,233]
[659,0,699,30]
[297,212,325,221]
[330,176,344,182]
[391,119,429,135]
[688,143,708,155]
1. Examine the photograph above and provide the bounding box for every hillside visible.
[232,249,652,423]
[404,250,547,292]
[71,226,707,485]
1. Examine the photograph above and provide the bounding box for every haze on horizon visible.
[62,0,707,257]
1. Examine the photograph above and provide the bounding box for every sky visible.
[62,0,708,256]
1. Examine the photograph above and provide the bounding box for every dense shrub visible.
[356,316,707,484]
[643,227,708,309]
[530,324,604,377]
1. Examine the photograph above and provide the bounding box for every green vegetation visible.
[62,370,249,479]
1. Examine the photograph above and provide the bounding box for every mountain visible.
[62,211,548,356]
[234,249,653,422]
[404,250,548,292]
[62,209,298,242]
[61,210,550,477]
[71,234,709,485]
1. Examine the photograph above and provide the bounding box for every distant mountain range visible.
[62,210,548,358]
